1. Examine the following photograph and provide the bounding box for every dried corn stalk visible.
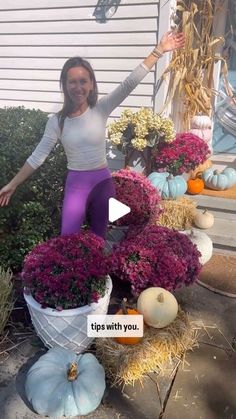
[161,0,227,130]
[0,266,14,336]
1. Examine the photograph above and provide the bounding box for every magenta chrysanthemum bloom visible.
[110,225,202,296]
[112,168,162,226]
[22,231,111,310]
[155,132,210,175]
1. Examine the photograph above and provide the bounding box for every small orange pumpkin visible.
[187,176,204,195]
[115,298,142,345]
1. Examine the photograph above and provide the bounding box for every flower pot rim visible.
[23,275,112,317]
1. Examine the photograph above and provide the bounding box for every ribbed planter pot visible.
[24,275,112,354]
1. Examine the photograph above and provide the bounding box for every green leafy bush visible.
[0,266,14,335]
[0,107,67,272]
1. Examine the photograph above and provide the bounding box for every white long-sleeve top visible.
[27,62,149,171]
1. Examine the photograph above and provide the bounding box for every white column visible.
[154,0,176,116]
[212,0,228,108]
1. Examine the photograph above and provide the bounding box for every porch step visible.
[192,195,235,212]
[195,217,236,249]
[190,194,236,252]
[210,154,236,171]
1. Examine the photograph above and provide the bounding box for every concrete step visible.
[208,153,236,171]
[211,153,236,165]
[187,192,236,251]
[192,194,236,212]
[194,218,236,249]
[213,244,236,256]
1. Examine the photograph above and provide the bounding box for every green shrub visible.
[0,107,67,272]
[0,266,13,336]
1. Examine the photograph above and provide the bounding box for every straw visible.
[96,309,198,386]
[156,197,197,230]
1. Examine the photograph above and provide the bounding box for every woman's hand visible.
[157,31,185,54]
[0,183,16,206]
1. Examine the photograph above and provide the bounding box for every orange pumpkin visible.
[115,298,142,345]
[187,176,204,195]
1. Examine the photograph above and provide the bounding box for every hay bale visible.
[96,309,197,386]
[0,267,14,336]
[157,196,197,230]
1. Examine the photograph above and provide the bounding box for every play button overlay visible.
[108,198,131,223]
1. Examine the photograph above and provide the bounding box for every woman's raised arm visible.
[98,30,185,116]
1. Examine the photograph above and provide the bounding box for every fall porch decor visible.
[180,229,213,265]
[137,287,178,328]
[189,115,213,155]
[154,132,210,176]
[115,298,142,345]
[96,308,197,386]
[22,231,113,352]
[159,0,226,130]
[110,225,202,296]
[148,171,187,199]
[156,196,197,230]
[194,209,214,229]
[112,168,162,227]
[108,107,175,175]
[190,159,212,179]
[202,168,236,190]
[25,347,106,418]
[187,176,204,195]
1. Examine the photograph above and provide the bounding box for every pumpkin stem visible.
[121,298,128,314]
[190,229,195,238]
[67,362,78,381]
[157,293,164,303]
[214,169,220,175]
[195,171,202,179]
[203,209,208,214]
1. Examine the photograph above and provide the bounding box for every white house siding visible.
[0,0,161,170]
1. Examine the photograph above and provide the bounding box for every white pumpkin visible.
[137,287,178,328]
[194,209,214,229]
[181,229,213,265]
[190,115,212,129]
[189,115,213,155]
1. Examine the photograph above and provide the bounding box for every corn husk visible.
[96,309,198,386]
[160,0,228,130]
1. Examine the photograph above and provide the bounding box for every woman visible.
[0,31,184,239]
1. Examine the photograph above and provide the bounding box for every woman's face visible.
[65,66,94,109]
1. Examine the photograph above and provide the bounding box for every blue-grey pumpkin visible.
[25,347,106,418]
[222,167,236,188]
[202,168,229,190]
[148,172,187,199]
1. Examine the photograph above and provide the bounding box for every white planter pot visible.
[24,275,112,354]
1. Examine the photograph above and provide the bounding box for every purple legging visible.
[61,167,116,239]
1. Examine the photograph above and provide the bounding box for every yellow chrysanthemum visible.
[107,107,175,151]
[109,132,122,145]
[131,137,148,151]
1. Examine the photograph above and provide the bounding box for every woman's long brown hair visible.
[57,57,98,133]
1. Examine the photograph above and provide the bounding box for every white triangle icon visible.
[108,198,131,222]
